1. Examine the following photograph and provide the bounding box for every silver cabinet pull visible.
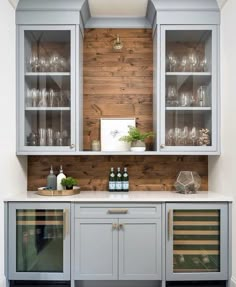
[160,144,165,149]
[70,144,75,149]
[108,208,128,214]
[63,208,69,239]
[168,209,173,241]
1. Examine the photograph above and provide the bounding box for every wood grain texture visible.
[83,28,153,150]
[28,155,208,192]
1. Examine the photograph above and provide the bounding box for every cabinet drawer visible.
[75,204,161,219]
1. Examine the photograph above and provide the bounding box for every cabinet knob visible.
[112,223,118,230]
[119,223,125,230]
[70,144,75,149]
[160,144,165,149]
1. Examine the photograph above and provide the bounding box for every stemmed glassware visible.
[180,56,188,72]
[189,52,198,72]
[168,53,178,72]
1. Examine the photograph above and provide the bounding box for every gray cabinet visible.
[17,25,77,154]
[7,202,71,280]
[165,203,228,281]
[119,218,161,280]
[159,25,220,154]
[74,218,118,280]
[74,204,162,280]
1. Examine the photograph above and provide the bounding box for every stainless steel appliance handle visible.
[63,208,69,240]
[168,209,173,241]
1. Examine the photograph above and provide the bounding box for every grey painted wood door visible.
[118,219,162,280]
[74,218,118,280]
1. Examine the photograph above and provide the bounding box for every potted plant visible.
[61,177,78,190]
[119,126,154,152]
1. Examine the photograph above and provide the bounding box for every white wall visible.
[0,1,27,287]
[208,0,236,285]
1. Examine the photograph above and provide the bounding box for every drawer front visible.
[75,204,161,219]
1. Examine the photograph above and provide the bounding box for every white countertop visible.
[4,191,233,202]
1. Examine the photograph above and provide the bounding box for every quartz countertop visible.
[4,191,233,202]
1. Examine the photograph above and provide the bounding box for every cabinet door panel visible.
[166,203,228,281]
[74,219,118,280]
[160,25,219,154]
[119,219,161,280]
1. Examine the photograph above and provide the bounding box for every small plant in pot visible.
[119,126,154,152]
[61,177,78,190]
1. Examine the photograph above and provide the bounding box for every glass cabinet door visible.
[8,203,70,280]
[166,204,228,281]
[160,26,218,153]
[18,26,76,152]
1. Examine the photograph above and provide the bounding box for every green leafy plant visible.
[61,177,78,190]
[119,126,154,143]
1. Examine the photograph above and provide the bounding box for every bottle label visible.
[123,182,129,190]
[109,181,116,191]
[116,181,122,190]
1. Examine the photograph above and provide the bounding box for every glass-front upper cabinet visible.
[166,203,228,281]
[17,26,76,153]
[160,25,219,153]
[8,203,70,280]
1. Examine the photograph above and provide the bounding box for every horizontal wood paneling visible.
[28,156,208,192]
[83,28,153,150]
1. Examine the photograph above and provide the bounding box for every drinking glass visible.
[189,127,198,146]
[49,53,60,72]
[174,128,181,146]
[46,128,54,146]
[55,131,63,146]
[189,52,198,72]
[199,57,208,72]
[31,88,38,107]
[167,53,178,72]
[197,86,207,107]
[181,126,189,145]
[167,129,174,146]
[180,56,188,72]
[29,54,39,72]
[48,89,56,107]
[179,92,190,107]
[39,57,49,72]
[38,128,46,146]
[167,86,178,106]
[38,89,48,107]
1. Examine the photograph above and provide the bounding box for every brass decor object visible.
[37,188,80,196]
[113,34,123,51]
[175,171,201,194]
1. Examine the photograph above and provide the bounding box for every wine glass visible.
[167,129,174,146]
[174,128,181,146]
[29,54,39,72]
[199,57,208,72]
[189,52,198,72]
[180,56,188,72]
[189,127,198,146]
[167,52,178,72]
[167,86,178,106]
[181,126,189,145]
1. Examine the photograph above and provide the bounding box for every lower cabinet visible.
[74,205,162,280]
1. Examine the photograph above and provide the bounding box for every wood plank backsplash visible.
[83,28,153,150]
[28,156,208,191]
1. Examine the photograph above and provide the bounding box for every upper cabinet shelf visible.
[25,72,71,76]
